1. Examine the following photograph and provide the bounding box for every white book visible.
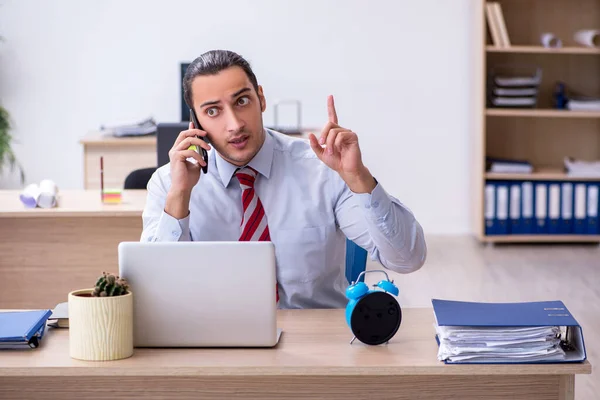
[493,2,511,47]
[485,3,502,47]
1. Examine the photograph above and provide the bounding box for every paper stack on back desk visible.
[432,299,587,364]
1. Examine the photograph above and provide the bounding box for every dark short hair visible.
[183,50,259,109]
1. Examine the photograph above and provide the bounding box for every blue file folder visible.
[586,183,599,234]
[0,309,52,349]
[509,183,522,234]
[484,182,496,235]
[432,299,587,364]
[547,182,561,234]
[495,182,509,235]
[560,182,574,234]
[534,182,548,234]
[521,181,534,234]
[573,183,587,234]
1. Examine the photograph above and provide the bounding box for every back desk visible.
[0,190,146,309]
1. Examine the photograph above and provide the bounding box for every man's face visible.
[190,66,266,167]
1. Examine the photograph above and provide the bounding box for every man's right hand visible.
[165,122,211,219]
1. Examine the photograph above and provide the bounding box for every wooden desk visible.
[80,132,156,190]
[0,309,591,399]
[0,190,146,309]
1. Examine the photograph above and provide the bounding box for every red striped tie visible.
[235,167,278,302]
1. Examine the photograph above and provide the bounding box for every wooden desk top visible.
[79,128,312,146]
[0,190,146,218]
[0,308,591,377]
[79,131,156,146]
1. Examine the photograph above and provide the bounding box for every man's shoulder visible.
[154,163,171,179]
[268,129,319,161]
[267,129,345,189]
[146,163,171,188]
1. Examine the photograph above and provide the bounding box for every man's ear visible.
[257,85,267,112]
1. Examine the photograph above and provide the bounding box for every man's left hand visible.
[309,95,377,194]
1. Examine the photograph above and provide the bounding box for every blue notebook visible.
[0,309,52,349]
[432,299,587,364]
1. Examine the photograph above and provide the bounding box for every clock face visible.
[350,291,402,345]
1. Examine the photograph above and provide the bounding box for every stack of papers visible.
[567,94,600,112]
[568,99,600,111]
[100,117,157,137]
[488,65,542,108]
[435,325,565,363]
[564,157,600,178]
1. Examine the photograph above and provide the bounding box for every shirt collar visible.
[215,129,274,187]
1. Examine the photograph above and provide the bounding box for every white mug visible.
[19,183,41,208]
[38,179,58,208]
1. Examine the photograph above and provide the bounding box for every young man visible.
[141,50,427,309]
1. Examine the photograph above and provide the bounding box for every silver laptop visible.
[118,241,281,347]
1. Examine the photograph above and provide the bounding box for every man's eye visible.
[237,96,250,106]
[206,108,219,117]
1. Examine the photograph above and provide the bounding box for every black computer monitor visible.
[181,63,190,122]
[157,122,188,167]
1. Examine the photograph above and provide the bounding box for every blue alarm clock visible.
[345,270,401,345]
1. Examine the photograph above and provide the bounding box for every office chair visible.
[124,167,157,190]
[345,239,368,284]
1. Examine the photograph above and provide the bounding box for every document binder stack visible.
[432,299,587,364]
[485,179,599,235]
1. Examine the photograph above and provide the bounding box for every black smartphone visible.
[189,108,209,174]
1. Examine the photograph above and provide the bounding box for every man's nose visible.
[225,109,245,133]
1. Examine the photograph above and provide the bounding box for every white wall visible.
[0,0,479,234]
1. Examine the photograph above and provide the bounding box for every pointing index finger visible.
[327,95,338,124]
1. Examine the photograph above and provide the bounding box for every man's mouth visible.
[229,135,249,149]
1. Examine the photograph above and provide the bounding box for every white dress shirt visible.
[141,129,427,309]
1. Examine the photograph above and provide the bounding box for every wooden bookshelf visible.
[481,235,600,243]
[486,45,600,55]
[475,0,600,243]
[486,109,600,118]
[485,170,600,182]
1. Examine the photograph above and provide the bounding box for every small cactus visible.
[92,271,129,297]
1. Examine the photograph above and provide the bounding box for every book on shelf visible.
[567,97,600,112]
[486,157,533,174]
[485,2,511,48]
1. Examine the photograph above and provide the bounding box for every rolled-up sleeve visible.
[140,168,191,242]
[335,179,427,273]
